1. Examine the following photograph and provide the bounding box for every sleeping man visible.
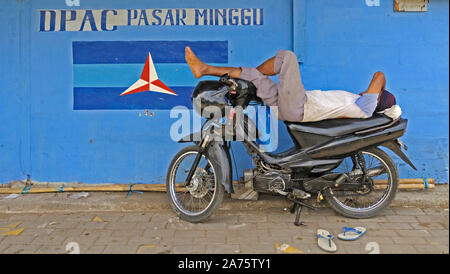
[184,47,398,122]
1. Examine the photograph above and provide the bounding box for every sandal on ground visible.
[317,229,337,252]
[337,226,366,241]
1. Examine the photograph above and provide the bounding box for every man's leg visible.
[185,46,279,106]
[355,71,386,117]
[185,46,277,78]
[361,71,386,95]
[256,57,276,76]
[185,46,242,78]
[185,47,306,122]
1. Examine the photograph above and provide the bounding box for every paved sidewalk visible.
[1,185,448,214]
[0,206,448,254]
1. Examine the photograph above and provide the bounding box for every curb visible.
[0,185,448,214]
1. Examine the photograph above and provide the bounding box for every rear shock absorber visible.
[357,152,367,174]
[357,152,370,185]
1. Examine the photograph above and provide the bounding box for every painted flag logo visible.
[120,52,177,96]
[72,41,228,110]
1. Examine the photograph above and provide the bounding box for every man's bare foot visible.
[185,46,208,78]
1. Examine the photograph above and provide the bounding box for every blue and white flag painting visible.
[72,41,228,110]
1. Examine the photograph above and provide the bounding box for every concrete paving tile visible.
[208,214,239,224]
[376,222,413,230]
[0,235,37,245]
[142,228,176,239]
[413,244,448,254]
[193,235,226,244]
[428,229,449,237]
[395,229,431,237]
[104,221,140,230]
[424,236,450,246]
[240,243,276,254]
[410,222,445,230]
[385,215,418,222]
[291,235,317,244]
[95,235,130,245]
[135,243,172,254]
[267,213,297,222]
[117,213,151,223]
[256,222,291,230]
[416,215,449,223]
[31,235,67,245]
[364,229,399,237]
[205,244,240,254]
[422,208,449,215]
[1,244,42,254]
[226,234,258,244]
[81,229,113,238]
[172,244,206,254]
[341,243,365,254]
[238,214,268,223]
[83,245,107,254]
[36,244,66,254]
[226,223,257,231]
[358,236,394,244]
[111,229,144,237]
[128,235,160,246]
[104,244,140,254]
[0,243,10,253]
[378,244,418,254]
[268,228,300,237]
[393,208,425,216]
[392,236,428,245]
[196,222,227,230]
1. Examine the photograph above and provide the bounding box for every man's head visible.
[376,89,396,112]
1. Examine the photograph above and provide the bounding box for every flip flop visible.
[317,229,337,253]
[337,227,366,241]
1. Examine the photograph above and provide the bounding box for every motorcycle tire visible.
[326,147,399,219]
[166,145,224,223]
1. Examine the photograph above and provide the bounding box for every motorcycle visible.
[166,74,416,225]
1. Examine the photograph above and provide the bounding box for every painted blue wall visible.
[0,0,448,185]
[295,0,449,183]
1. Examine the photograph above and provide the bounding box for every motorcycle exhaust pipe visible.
[334,165,385,187]
[348,165,386,177]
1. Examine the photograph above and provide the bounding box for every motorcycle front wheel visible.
[326,147,399,219]
[166,145,224,223]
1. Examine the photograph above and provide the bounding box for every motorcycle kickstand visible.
[289,200,317,227]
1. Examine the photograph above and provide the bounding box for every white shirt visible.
[302,90,368,122]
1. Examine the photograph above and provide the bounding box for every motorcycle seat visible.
[285,114,393,137]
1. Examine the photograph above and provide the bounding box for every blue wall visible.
[296,0,449,182]
[0,0,448,185]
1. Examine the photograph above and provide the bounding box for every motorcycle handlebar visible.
[219,73,239,94]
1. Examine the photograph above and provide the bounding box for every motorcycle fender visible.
[380,140,417,170]
[205,141,234,194]
[178,130,233,193]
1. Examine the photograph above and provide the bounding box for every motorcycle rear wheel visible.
[326,147,399,219]
[166,145,224,223]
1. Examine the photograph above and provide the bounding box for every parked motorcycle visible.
[166,74,416,225]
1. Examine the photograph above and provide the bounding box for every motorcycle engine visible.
[243,169,291,194]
